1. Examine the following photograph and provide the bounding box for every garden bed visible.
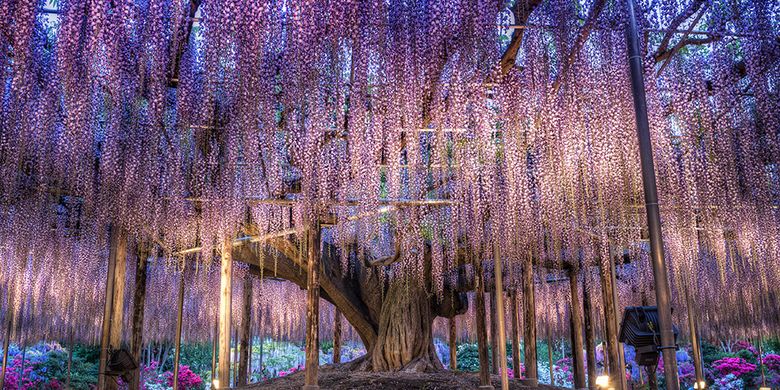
[241,368,566,390]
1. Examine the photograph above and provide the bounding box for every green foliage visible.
[456,343,480,372]
[179,342,214,374]
[320,340,334,354]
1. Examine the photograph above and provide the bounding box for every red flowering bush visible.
[713,357,757,377]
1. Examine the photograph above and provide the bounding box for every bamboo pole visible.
[473,248,493,389]
[448,318,457,371]
[333,310,342,365]
[66,329,74,390]
[493,242,510,390]
[569,269,587,390]
[238,273,253,386]
[172,265,187,390]
[130,244,150,389]
[510,290,522,379]
[217,237,233,388]
[303,224,322,390]
[522,257,538,387]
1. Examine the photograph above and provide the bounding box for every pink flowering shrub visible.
[712,357,757,377]
[165,365,204,389]
[763,354,780,372]
[2,355,43,390]
[733,340,758,356]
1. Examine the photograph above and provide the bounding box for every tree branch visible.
[550,0,607,96]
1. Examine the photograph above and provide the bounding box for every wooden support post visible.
[548,334,555,386]
[98,226,127,390]
[234,328,240,386]
[448,318,457,371]
[473,248,493,389]
[510,290,522,379]
[569,269,587,390]
[609,258,628,390]
[217,237,233,388]
[130,244,150,390]
[493,242,510,390]
[303,224,322,390]
[333,309,342,364]
[583,275,597,390]
[490,293,499,375]
[66,329,74,390]
[238,272,253,386]
[685,288,704,388]
[599,259,622,390]
[0,302,11,390]
[172,265,187,390]
[211,312,218,386]
[522,258,538,387]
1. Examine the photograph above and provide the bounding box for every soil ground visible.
[241,368,566,390]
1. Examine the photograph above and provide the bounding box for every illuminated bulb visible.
[595,375,610,388]
[758,387,770,390]
[212,379,220,389]
[694,381,706,389]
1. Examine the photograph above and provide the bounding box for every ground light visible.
[595,375,611,389]
[212,379,219,389]
[693,380,706,389]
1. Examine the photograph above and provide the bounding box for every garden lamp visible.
[758,387,771,390]
[693,380,706,389]
[595,375,610,389]
[212,379,220,389]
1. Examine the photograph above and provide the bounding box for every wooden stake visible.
[303,223,322,390]
[333,309,342,364]
[473,248,493,389]
[238,272,253,386]
[522,257,538,387]
[448,318,457,371]
[583,274,597,389]
[493,242,509,390]
[217,236,233,388]
[569,269,587,390]
[509,290,522,379]
[98,226,127,390]
[66,329,74,390]
[130,244,150,390]
[172,265,187,390]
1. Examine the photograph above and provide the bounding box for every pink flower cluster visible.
[713,357,757,377]
[763,354,780,372]
[1,356,43,390]
[279,365,303,377]
[165,365,203,389]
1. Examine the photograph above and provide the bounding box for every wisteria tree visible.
[0,0,778,380]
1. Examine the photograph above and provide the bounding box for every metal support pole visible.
[624,1,679,388]
[569,269,587,390]
[494,241,510,390]
[172,265,186,390]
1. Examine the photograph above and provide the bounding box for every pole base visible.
[301,386,320,390]
[519,378,539,387]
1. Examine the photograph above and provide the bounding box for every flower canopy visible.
[0,0,778,344]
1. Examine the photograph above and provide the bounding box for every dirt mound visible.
[241,369,564,390]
